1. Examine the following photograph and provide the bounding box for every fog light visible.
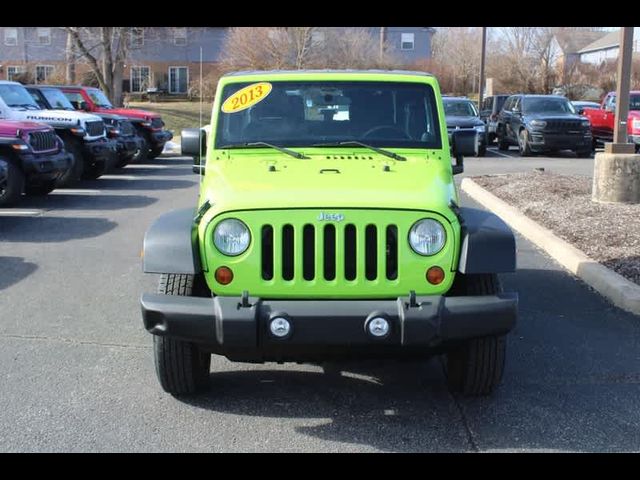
[426,266,445,285]
[367,317,390,337]
[214,266,234,285]
[269,317,291,338]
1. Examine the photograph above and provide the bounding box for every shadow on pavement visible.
[180,359,467,452]
[0,256,37,291]
[0,216,117,242]
[18,194,157,211]
[83,178,196,191]
[121,166,195,177]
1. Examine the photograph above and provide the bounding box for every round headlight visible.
[409,219,446,256]
[213,219,250,256]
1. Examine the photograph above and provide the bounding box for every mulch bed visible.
[472,171,640,286]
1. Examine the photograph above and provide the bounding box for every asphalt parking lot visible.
[1,148,639,452]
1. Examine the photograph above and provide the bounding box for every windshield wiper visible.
[220,142,308,159]
[10,103,40,110]
[312,141,406,161]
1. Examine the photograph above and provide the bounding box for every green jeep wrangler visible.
[141,70,518,397]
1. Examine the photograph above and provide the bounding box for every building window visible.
[131,66,151,92]
[174,28,187,46]
[401,33,415,51]
[131,28,144,48]
[4,28,17,46]
[7,66,24,81]
[37,28,51,46]
[35,65,54,84]
[169,67,188,94]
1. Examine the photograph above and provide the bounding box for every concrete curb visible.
[461,177,640,316]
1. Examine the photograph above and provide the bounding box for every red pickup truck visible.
[582,91,640,151]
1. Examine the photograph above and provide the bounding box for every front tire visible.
[56,139,84,188]
[153,273,211,395]
[444,273,507,396]
[131,133,150,163]
[518,129,532,156]
[576,149,592,158]
[148,145,164,159]
[497,127,509,151]
[0,158,24,206]
[24,179,56,196]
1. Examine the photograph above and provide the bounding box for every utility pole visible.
[379,27,386,62]
[478,27,487,108]
[608,27,634,152]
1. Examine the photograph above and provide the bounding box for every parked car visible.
[582,91,640,151]
[58,85,172,162]
[442,96,487,156]
[496,94,592,157]
[479,94,509,144]
[26,85,143,168]
[571,101,600,116]
[0,81,116,187]
[0,120,73,205]
[141,70,518,397]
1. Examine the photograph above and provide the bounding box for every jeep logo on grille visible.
[317,213,344,222]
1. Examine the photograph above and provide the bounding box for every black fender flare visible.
[143,208,202,274]
[457,207,516,274]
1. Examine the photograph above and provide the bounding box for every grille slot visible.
[386,225,398,280]
[365,225,378,281]
[323,225,336,281]
[303,225,315,281]
[261,226,273,280]
[28,131,58,152]
[344,224,357,281]
[85,120,105,137]
[282,225,294,281]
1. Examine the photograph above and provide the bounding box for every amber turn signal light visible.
[215,266,234,285]
[426,266,445,285]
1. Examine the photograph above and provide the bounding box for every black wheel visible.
[0,158,24,206]
[444,273,507,396]
[487,132,496,145]
[24,179,56,196]
[518,129,532,156]
[576,149,592,158]
[476,144,487,157]
[148,145,164,159]
[497,128,509,151]
[153,273,211,395]
[56,140,84,188]
[131,133,150,163]
[82,159,108,180]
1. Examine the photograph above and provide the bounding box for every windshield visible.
[87,89,113,108]
[215,81,442,149]
[443,100,478,117]
[42,88,75,110]
[0,84,40,110]
[523,97,576,114]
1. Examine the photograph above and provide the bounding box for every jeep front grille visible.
[28,130,58,152]
[261,223,399,282]
[119,120,134,136]
[85,120,105,137]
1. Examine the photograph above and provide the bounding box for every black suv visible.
[496,94,592,157]
[442,96,487,156]
[479,95,509,144]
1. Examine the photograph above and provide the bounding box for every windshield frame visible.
[41,87,75,111]
[213,80,443,151]
[0,83,41,110]
[87,88,113,108]
[522,96,576,115]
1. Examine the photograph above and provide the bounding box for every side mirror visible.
[181,128,207,174]
[450,129,477,175]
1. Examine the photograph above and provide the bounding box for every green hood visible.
[201,150,458,216]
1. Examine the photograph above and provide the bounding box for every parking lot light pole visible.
[606,27,634,154]
[478,27,487,109]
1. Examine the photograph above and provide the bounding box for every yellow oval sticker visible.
[221,82,273,114]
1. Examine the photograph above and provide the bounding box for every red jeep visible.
[0,120,73,205]
[582,91,640,151]
[58,86,173,162]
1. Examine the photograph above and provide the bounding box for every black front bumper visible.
[20,150,74,182]
[141,293,518,361]
[528,131,592,151]
[83,138,119,166]
[150,130,173,147]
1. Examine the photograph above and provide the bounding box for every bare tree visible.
[430,27,482,95]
